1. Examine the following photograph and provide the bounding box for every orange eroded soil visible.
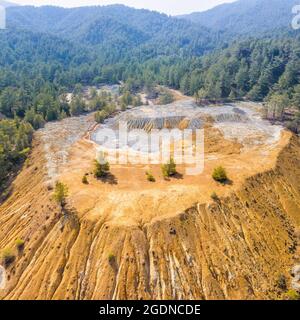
[0,95,300,300]
[60,124,291,226]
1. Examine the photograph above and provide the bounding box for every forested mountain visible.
[0,2,300,188]
[121,35,300,110]
[6,5,216,57]
[7,5,172,38]
[180,0,299,37]
[1,3,300,120]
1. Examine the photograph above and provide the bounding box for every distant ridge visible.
[179,0,299,36]
[5,4,215,56]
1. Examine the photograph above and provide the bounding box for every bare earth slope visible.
[0,100,300,300]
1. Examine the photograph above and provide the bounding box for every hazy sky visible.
[10,0,237,15]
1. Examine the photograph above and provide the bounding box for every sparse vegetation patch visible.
[162,157,177,178]
[94,156,110,178]
[212,166,228,183]
[15,239,25,251]
[82,175,89,184]
[1,248,15,267]
[146,171,156,182]
[211,192,220,202]
[53,182,69,207]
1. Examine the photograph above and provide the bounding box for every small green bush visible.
[53,181,69,207]
[2,248,15,267]
[211,192,219,202]
[285,289,300,300]
[24,158,30,168]
[212,166,228,183]
[94,158,110,178]
[82,175,88,184]
[19,147,31,158]
[15,239,25,251]
[159,90,174,105]
[162,157,177,178]
[95,110,109,124]
[146,171,156,182]
[108,253,115,265]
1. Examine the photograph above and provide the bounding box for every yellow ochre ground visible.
[0,94,300,300]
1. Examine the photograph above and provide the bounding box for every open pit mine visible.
[0,96,300,300]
